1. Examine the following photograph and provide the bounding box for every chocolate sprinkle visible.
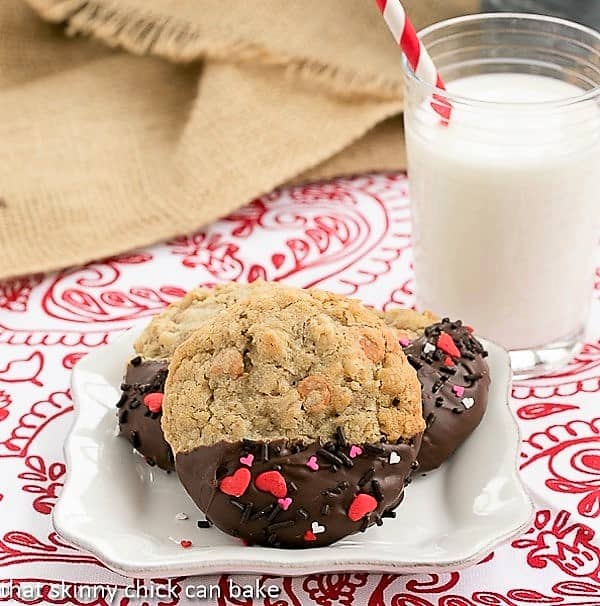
[197,520,211,529]
[250,505,274,521]
[371,480,384,502]
[267,505,282,523]
[321,504,331,516]
[337,452,354,468]
[358,468,375,487]
[406,354,422,370]
[431,380,443,394]
[364,444,384,455]
[261,443,269,462]
[130,356,142,367]
[129,430,139,449]
[268,520,295,531]
[336,426,348,447]
[241,504,253,524]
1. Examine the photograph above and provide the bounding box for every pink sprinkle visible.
[278,497,293,511]
[349,445,363,459]
[399,338,410,347]
[452,385,465,398]
[306,456,319,471]
[239,453,254,467]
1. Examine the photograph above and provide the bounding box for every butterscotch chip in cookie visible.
[162,284,425,548]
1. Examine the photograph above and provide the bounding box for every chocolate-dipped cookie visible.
[162,285,425,547]
[177,433,421,548]
[402,319,490,473]
[116,357,174,471]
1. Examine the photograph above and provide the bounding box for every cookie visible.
[376,308,439,343]
[401,318,490,473]
[118,281,270,469]
[134,281,271,360]
[116,357,173,471]
[162,284,424,547]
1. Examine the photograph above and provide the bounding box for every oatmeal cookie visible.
[162,285,424,547]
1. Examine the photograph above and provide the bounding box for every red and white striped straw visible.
[375,0,452,121]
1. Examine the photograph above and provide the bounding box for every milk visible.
[406,73,600,350]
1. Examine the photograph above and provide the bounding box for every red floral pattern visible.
[0,275,43,312]
[0,173,598,604]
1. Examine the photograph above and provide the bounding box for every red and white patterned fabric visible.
[1,173,599,605]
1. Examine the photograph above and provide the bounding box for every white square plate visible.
[54,328,533,578]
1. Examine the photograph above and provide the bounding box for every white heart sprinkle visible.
[312,521,325,534]
[389,452,401,464]
[175,512,189,521]
[462,397,475,409]
[423,342,436,354]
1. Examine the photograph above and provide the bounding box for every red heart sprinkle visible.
[143,392,164,413]
[180,540,192,548]
[437,332,460,358]
[219,467,251,497]
[444,356,455,367]
[255,470,287,498]
[303,530,317,542]
[465,325,474,333]
[348,493,378,522]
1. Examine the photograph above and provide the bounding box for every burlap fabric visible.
[0,0,478,279]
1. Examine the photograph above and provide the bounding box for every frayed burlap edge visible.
[24,0,403,101]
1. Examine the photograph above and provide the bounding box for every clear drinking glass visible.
[402,14,600,377]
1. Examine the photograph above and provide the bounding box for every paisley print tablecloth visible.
[1,173,599,605]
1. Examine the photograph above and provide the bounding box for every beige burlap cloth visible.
[0,0,478,279]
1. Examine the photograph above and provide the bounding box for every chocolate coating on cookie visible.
[403,319,490,473]
[176,430,421,548]
[116,358,174,471]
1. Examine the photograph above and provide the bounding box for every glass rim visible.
[401,12,600,108]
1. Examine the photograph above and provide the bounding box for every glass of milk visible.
[402,13,600,377]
